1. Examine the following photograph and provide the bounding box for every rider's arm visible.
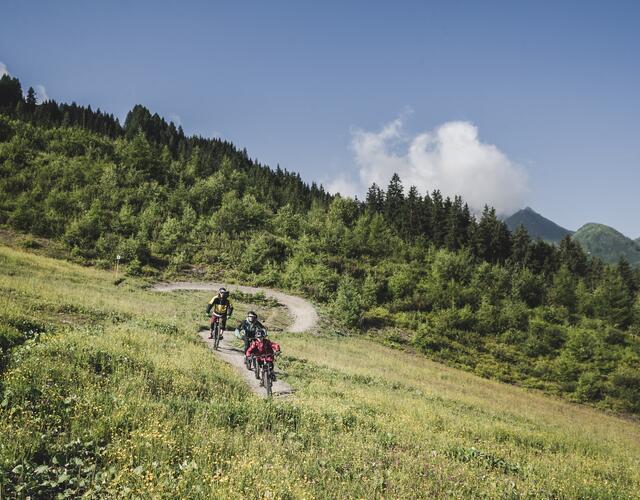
[246,342,256,357]
[206,298,214,314]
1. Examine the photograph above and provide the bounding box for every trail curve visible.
[151,282,318,333]
[151,281,319,397]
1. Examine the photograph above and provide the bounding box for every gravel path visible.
[152,281,319,397]
[151,282,318,333]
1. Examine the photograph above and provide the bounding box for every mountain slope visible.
[504,207,573,243]
[1,243,639,497]
[572,223,640,266]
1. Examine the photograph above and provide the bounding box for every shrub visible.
[611,366,640,412]
[524,319,567,356]
[575,371,606,402]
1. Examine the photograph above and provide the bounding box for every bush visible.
[611,366,640,412]
[524,319,567,357]
[330,276,363,327]
[575,371,606,402]
[360,306,391,328]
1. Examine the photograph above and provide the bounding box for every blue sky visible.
[2,1,639,236]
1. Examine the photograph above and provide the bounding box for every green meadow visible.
[1,242,639,498]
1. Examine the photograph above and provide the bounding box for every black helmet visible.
[218,287,229,298]
[247,311,258,323]
[255,328,266,339]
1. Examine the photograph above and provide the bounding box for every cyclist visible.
[236,311,265,356]
[246,328,281,383]
[206,287,234,339]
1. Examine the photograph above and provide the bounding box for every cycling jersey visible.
[207,296,233,316]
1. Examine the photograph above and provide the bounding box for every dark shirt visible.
[237,319,264,339]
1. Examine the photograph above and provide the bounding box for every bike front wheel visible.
[263,364,272,397]
[213,324,220,350]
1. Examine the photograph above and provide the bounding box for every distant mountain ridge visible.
[505,208,640,266]
[504,207,573,243]
[572,223,640,266]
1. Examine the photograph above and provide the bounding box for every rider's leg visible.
[209,318,214,339]
[219,317,226,339]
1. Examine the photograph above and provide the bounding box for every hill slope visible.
[572,223,640,266]
[504,207,573,243]
[1,243,639,497]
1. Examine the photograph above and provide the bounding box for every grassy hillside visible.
[572,222,640,266]
[504,207,573,243]
[2,243,640,497]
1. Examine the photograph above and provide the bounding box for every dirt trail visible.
[152,282,319,397]
[152,282,318,333]
[197,329,293,398]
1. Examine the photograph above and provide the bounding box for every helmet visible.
[255,328,266,339]
[247,311,257,323]
[218,287,229,299]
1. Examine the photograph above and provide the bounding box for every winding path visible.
[151,282,319,397]
[151,282,318,333]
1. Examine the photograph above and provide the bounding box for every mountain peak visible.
[573,223,640,266]
[504,207,572,243]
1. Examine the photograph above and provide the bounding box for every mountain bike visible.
[254,354,279,397]
[209,312,225,350]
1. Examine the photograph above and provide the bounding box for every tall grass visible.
[1,244,639,497]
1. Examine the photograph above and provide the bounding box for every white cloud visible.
[340,117,528,216]
[326,174,361,199]
[0,62,9,77]
[36,84,49,102]
[168,113,182,127]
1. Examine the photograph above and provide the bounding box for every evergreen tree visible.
[430,190,446,246]
[617,256,638,295]
[25,86,37,110]
[558,235,588,276]
[405,185,422,238]
[549,265,578,314]
[365,183,384,213]
[445,196,472,251]
[384,173,405,223]
[474,206,511,263]
[0,74,23,109]
[593,269,634,329]
[510,224,531,266]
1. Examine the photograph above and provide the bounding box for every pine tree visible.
[25,86,37,111]
[510,224,531,266]
[549,265,578,313]
[474,206,511,263]
[0,74,23,109]
[384,173,405,223]
[558,235,588,276]
[430,190,446,246]
[617,256,638,295]
[365,183,384,213]
[593,269,634,329]
[405,186,422,238]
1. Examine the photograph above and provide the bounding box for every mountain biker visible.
[236,311,265,355]
[206,287,234,339]
[246,328,280,383]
